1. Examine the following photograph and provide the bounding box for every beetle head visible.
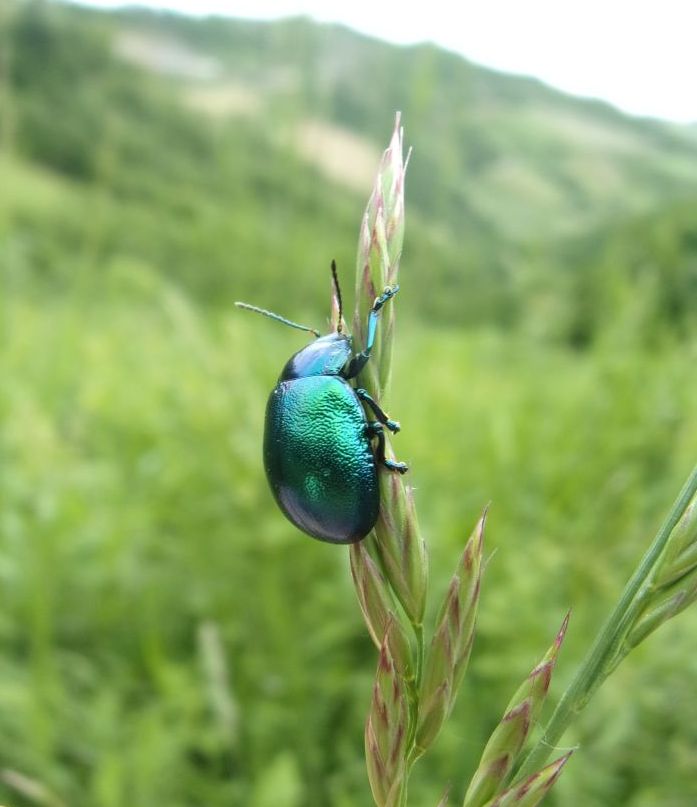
[279,332,353,380]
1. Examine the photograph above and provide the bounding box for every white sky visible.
[72,0,697,123]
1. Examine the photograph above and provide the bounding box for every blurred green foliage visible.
[1,2,696,806]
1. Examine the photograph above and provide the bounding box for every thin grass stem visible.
[515,462,697,781]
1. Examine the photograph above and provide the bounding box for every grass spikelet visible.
[481,753,572,807]
[353,112,409,398]
[350,541,415,680]
[375,475,428,627]
[416,512,485,754]
[365,620,410,807]
[463,614,570,807]
[653,492,697,584]
[623,491,697,650]
[435,785,451,807]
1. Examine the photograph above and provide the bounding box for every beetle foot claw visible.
[373,285,400,312]
[385,459,409,474]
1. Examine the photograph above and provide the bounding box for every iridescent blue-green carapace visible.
[236,262,407,544]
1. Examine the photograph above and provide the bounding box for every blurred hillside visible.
[1,2,697,807]
[2,0,697,338]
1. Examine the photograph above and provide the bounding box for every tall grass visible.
[2,252,697,803]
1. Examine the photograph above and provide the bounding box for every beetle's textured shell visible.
[264,375,379,544]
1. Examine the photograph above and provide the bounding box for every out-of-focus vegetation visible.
[1,1,696,805]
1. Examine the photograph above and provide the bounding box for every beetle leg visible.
[344,285,400,378]
[367,422,409,474]
[356,388,401,433]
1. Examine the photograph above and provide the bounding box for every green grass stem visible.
[515,461,697,782]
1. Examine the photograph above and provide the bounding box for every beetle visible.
[236,262,407,544]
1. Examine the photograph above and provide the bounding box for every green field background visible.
[1,3,697,805]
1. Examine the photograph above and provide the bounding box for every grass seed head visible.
[463,613,570,807]
[365,620,410,807]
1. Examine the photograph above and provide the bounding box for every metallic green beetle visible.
[236,263,407,544]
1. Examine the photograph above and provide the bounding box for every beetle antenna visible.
[235,302,321,337]
[331,259,343,334]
